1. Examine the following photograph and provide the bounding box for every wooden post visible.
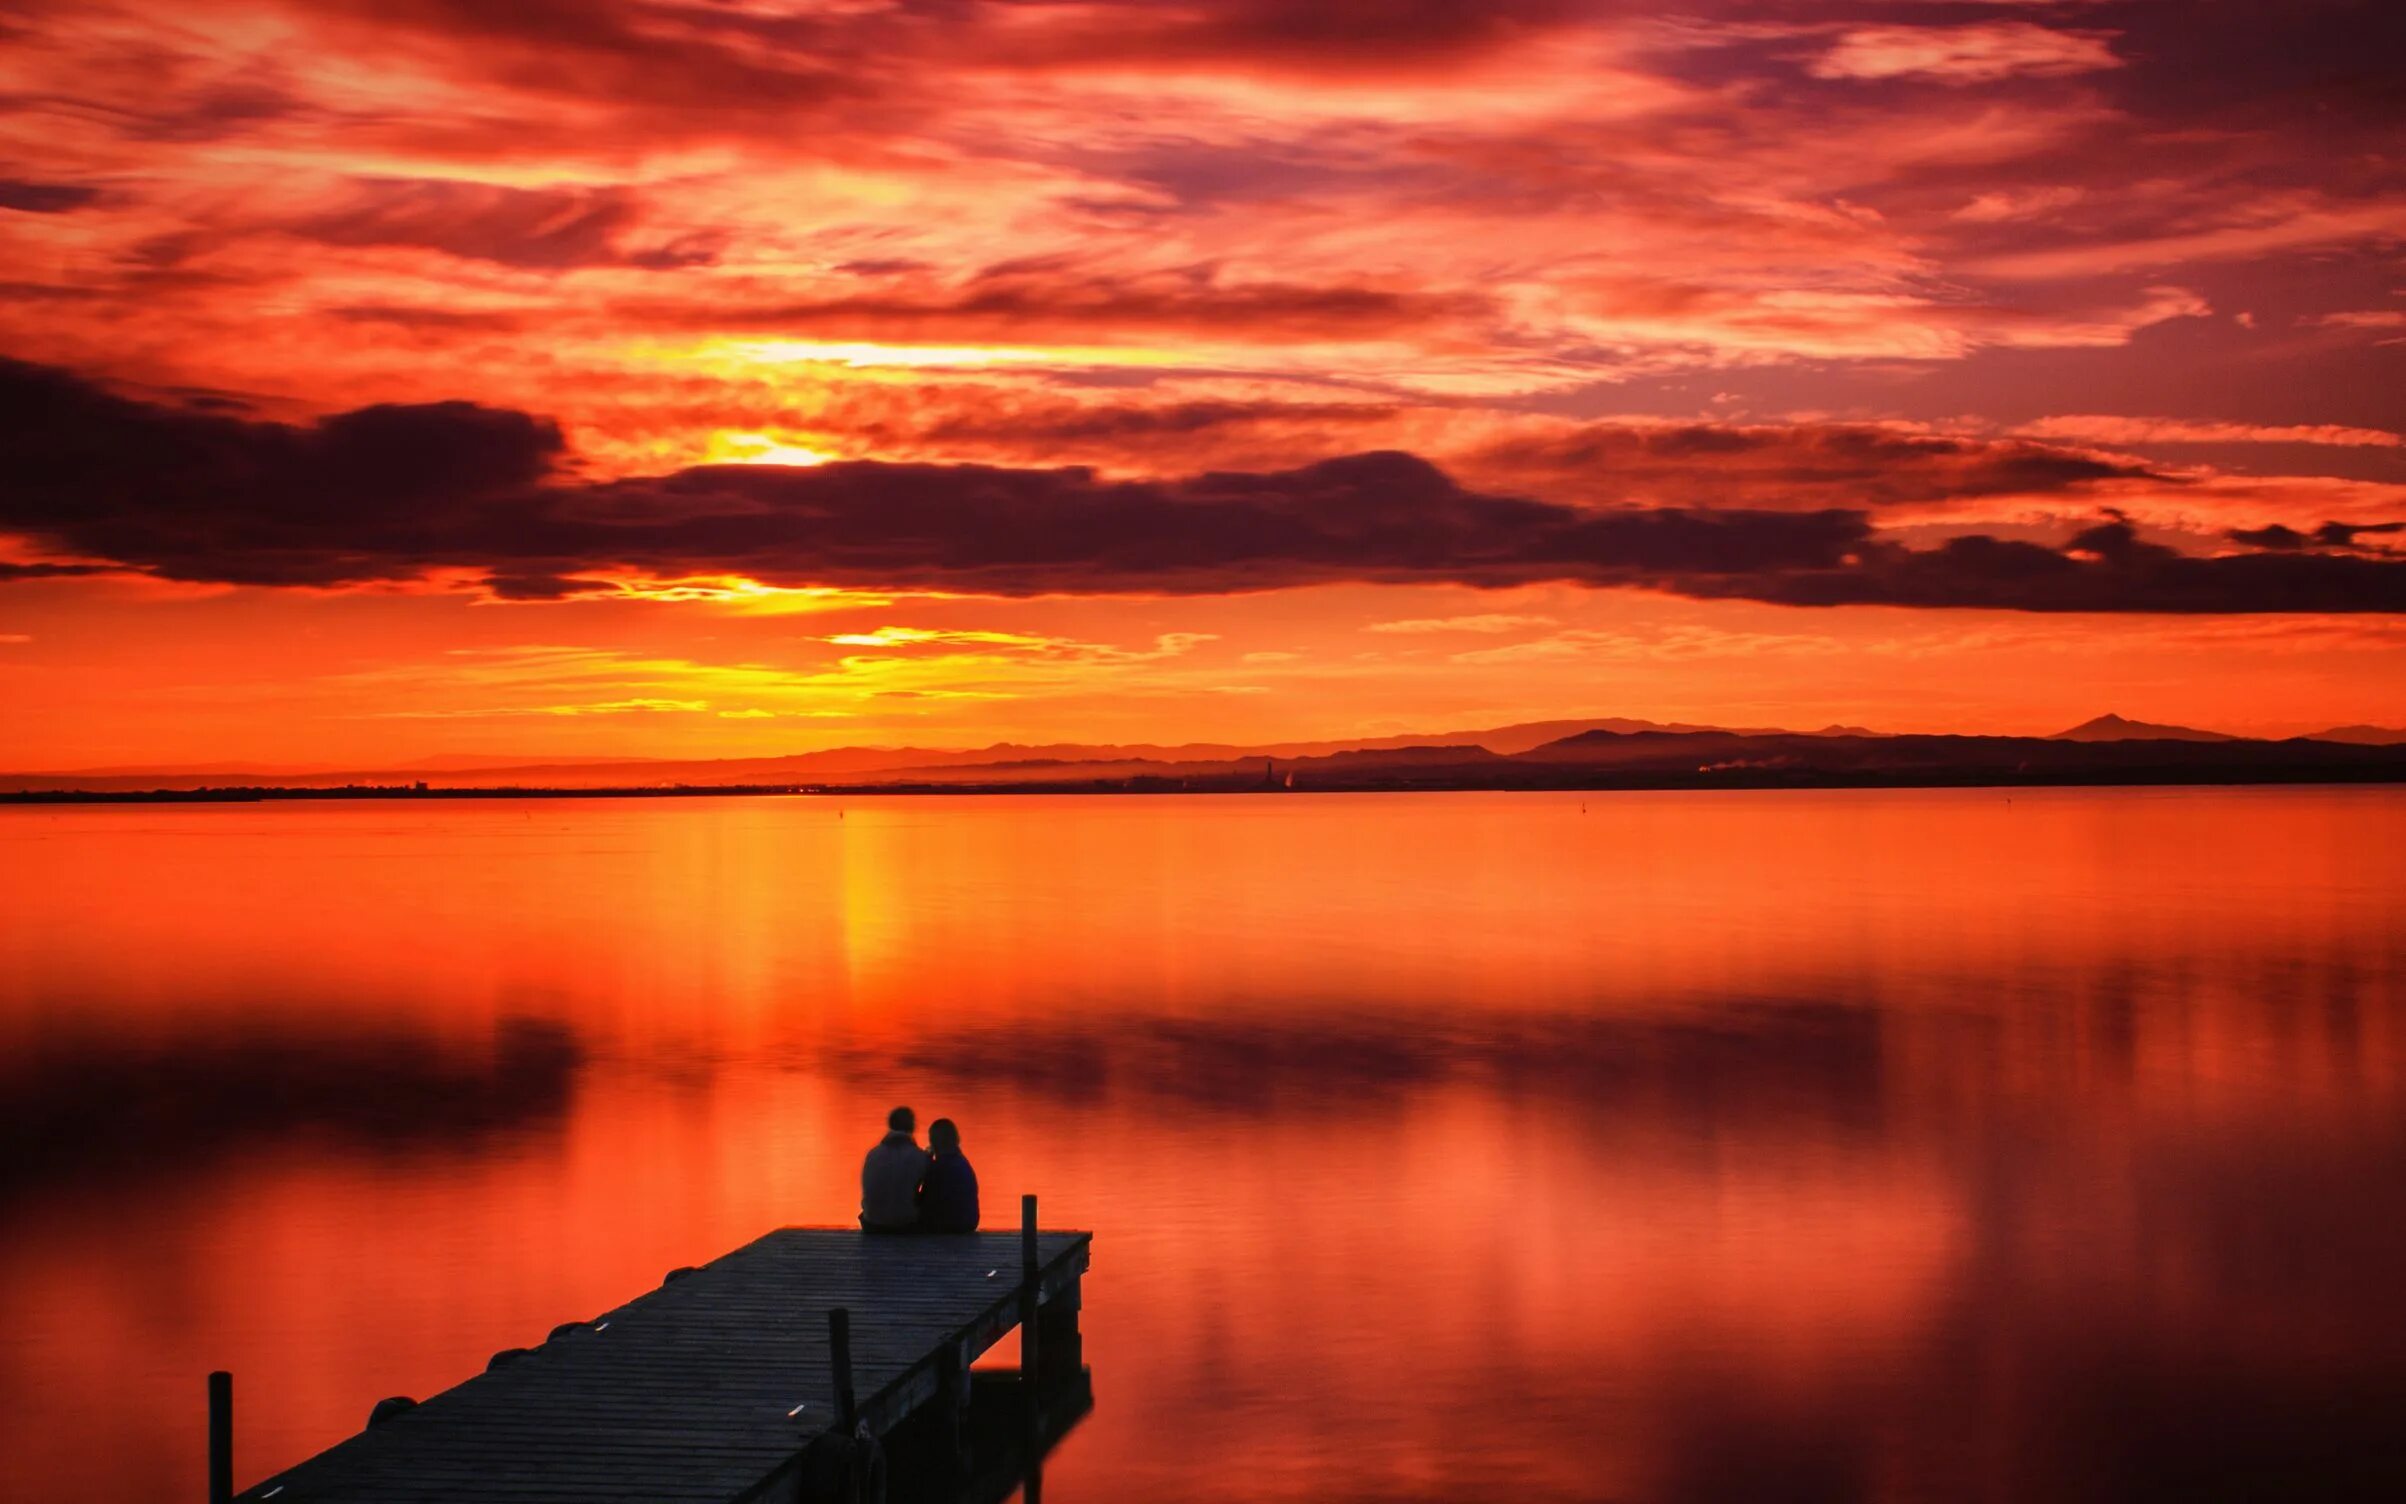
[829,1307,857,1435]
[935,1341,970,1479]
[1019,1196,1044,1504]
[1019,1194,1040,1381]
[207,1370,233,1504]
[1036,1277,1083,1382]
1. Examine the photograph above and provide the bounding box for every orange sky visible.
[0,0,2400,767]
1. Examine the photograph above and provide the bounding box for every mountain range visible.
[4,713,2401,796]
[0,716,1836,792]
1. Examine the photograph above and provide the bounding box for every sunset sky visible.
[1,0,2400,768]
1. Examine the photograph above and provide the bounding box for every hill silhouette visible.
[2050,713,2235,743]
[2308,724,2406,746]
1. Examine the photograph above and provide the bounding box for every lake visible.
[4,788,2403,1501]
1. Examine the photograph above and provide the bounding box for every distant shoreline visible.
[7,769,2404,805]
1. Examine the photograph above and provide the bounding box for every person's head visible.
[887,1105,915,1135]
[929,1118,961,1154]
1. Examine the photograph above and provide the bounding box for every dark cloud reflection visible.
[0,1016,581,1203]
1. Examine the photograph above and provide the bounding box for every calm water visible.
[4,789,2404,1502]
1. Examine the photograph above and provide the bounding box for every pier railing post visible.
[829,1307,857,1434]
[1020,1194,1040,1381]
[207,1370,232,1504]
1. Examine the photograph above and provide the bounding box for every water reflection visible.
[0,1017,579,1203]
[863,1003,1888,1131]
[0,790,2401,1501]
[884,1369,1094,1504]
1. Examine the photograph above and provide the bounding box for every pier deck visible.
[232,1222,1091,1504]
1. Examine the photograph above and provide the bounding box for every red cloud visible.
[1809,23,2122,84]
[285,179,716,270]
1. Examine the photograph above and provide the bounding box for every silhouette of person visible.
[859,1105,928,1232]
[916,1117,980,1233]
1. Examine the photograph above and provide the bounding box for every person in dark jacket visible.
[916,1117,980,1233]
[859,1105,927,1232]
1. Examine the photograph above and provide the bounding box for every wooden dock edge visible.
[741,1229,1091,1504]
[209,1209,1093,1504]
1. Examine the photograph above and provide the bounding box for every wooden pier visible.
[214,1196,1090,1504]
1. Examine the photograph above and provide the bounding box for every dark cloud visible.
[482,570,612,600]
[904,397,1395,446]
[327,303,530,331]
[0,560,112,580]
[4,359,2400,612]
[1461,421,2162,508]
[536,450,1872,597]
[1706,517,2406,613]
[309,0,867,118]
[2231,523,2315,550]
[961,0,1588,75]
[320,0,1582,107]
[287,178,712,270]
[123,81,304,144]
[2230,520,2406,553]
[0,179,101,213]
[0,357,562,587]
[620,261,1489,343]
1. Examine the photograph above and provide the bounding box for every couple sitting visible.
[859,1105,980,1233]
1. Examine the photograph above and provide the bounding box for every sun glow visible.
[703,430,834,467]
[585,574,896,613]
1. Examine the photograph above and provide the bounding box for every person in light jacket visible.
[916,1118,980,1233]
[859,1105,928,1232]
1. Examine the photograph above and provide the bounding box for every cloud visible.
[284,0,869,123]
[284,179,715,270]
[1368,613,1561,635]
[1701,517,2406,613]
[963,0,1597,78]
[2227,521,2405,554]
[0,561,114,581]
[619,262,1489,345]
[1454,419,2160,509]
[0,357,563,588]
[1951,187,2085,223]
[1809,23,2122,84]
[2019,416,2404,449]
[1969,201,2406,280]
[1449,625,1848,664]
[2308,310,2406,344]
[316,627,1239,729]
[5,360,2400,614]
[6,0,2393,479]
[0,180,102,214]
[821,625,1215,665]
[380,696,712,718]
[825,626,1064,650]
